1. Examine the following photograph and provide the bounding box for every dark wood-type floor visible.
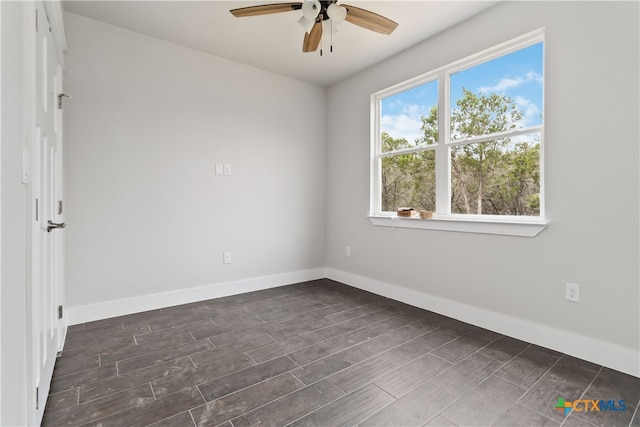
[43,279,639,427]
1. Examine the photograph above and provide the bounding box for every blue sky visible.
[381,42,543,144]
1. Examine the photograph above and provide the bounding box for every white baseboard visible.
[326,267,640,378]
[66,268,327,325]
[66,266,638,378]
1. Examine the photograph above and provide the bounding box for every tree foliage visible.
[381,88,540,215]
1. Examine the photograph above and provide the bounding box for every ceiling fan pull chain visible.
[229,1,398,55]
[330,20,334,53]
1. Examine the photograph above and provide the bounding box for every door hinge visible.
[57,94,70,109]
[35,198,39,221]
[23,147,29,184]
[36,387,39,410]
[58,200,63,215]
[58,305,63,319]
[35,8,38,33]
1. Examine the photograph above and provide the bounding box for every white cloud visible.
[478,71,542,94]
[381,114,423,144]
[380,103,433,144]
[526,70,544,84]
[515,95,542,126]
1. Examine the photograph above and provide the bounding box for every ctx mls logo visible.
[555,398,626,415]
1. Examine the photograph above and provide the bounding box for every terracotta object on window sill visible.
[397,207,414,217]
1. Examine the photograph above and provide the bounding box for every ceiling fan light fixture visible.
[298,15,316,33]
[327,3,347,25]
[301,0,320,20]
[229,1,398,55]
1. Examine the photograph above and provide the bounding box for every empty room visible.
[1,1,638,426]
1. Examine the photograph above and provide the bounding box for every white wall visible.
[64,13,327,318]
[326,1,639,375]
[0,2,29,425]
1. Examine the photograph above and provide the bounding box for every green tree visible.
[488,140,540,215]
[381,132,435,211]
[450,89,524,214]
[382,88,540,216]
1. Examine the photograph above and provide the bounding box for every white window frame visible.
[369,29,547,237]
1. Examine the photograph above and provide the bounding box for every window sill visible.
[367,214,547,237]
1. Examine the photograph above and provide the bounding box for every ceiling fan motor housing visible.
[303,0,343,22]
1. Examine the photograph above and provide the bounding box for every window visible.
[370,30,545,236]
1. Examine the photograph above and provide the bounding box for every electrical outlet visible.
[565,283,580,302]
[345,246,351,257]
[215,163,224,175]
[223,164,232,175]
[223,252,232,264]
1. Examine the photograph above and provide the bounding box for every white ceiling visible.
[62,1,498,87]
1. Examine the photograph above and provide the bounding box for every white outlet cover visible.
[215,163,224,175]
[565,283,580,302]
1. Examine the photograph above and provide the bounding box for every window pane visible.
[450,133,540,216]
[380,80,438,152]
[450,43,543,140]
[381,150,436,212]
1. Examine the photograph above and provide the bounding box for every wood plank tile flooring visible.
[43,279,640,427]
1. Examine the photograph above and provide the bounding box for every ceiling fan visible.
[229,1,398,54]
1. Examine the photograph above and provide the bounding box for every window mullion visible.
[379,146,435,158]
[435,71,450,215]
[371,95,381,215]
[446,125,543,147]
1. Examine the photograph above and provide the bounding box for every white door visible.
[30,1,65,424]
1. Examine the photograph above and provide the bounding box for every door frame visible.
[0,3,4,421]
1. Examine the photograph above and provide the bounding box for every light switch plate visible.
[215,163,224,175]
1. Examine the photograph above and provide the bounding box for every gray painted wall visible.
[326,1,639,369]
[1,3,29,425]
[64,12,328,308]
